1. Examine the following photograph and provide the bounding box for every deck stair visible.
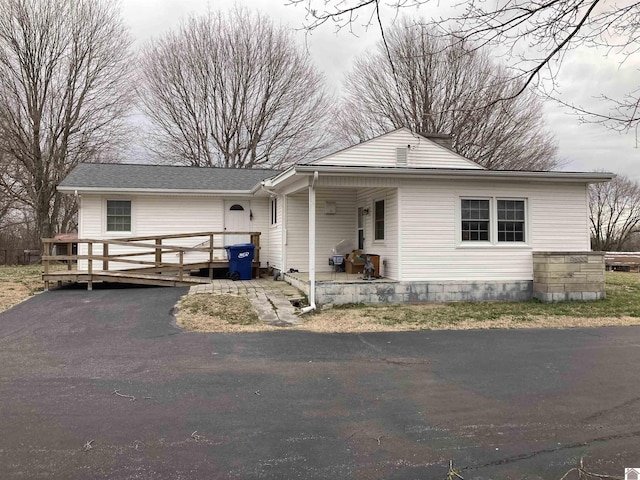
[42,231,261,290]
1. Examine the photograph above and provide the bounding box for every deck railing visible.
[42,231,261,290]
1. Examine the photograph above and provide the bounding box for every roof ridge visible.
[78,163,282,172]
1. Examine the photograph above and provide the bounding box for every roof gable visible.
[311,128,484,170]
[59,164,281,192]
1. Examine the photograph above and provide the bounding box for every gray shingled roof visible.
[59,163,281,191]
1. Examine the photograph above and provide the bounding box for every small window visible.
[374,199,385,241]
[270,198,278,225]
[461,199,490,241]
[106,200,131,232]
[230,204,244,211]
[497,200,525,242]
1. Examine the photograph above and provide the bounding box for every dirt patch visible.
[298,309,640,333]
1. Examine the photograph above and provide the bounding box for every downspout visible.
[300,171,318,314]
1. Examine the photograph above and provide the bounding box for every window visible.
[270,197,278,225]
[497,200,525,242]
[106,200,131,232]
[461,199,490,241]
[357,207,365,249]
[460,198,527,244]
[374,199,385,240]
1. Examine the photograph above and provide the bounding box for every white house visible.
[58,128,613,306]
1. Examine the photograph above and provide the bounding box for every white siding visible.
[285,193,308,271]
[77,194,270,270]
[314,129,482,170]
[249,197,270,267]
[314,189,357,272]
[356,188,399,279]
[399,179,590,281]
[268,195,283,271]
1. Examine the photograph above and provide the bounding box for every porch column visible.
[282,194,287,272]
[308,175,317,307]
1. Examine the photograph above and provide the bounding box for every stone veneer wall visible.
[533,252,605,302]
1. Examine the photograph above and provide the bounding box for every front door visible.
[224,201,251,248]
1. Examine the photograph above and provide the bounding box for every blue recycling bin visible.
[225,243,255,281]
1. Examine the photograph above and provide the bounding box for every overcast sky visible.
[120,0,640,179]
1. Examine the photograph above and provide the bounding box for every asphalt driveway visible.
[1,285,639,479]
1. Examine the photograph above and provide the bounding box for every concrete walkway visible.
[188,277,304,326]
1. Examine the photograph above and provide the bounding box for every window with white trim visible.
[374,199,385,241]
[270,197,278,225]
[497,199,525,242]
[460,197,527,244]
[106,200,131,232]
[461,199,490,241]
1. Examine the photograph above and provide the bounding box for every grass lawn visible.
[177,272,640,333]
[301,272,640,332]
[0,264,43,313]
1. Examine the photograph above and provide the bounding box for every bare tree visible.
[0,0,133,240]
[335,20,558,170]
[138,7,331,169]
[589,174,640,251]
[288,0,640,129]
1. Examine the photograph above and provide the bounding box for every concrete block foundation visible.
[285,277,534,307]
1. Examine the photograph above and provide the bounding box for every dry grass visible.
[300,308,640,333]
[176,272,640,333]
[176,293,279,333]
[303,271,640,332]
[0,264,43,313]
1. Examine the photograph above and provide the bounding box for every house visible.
[57,128,613,306]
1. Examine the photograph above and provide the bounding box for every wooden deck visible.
[42,231,261,290]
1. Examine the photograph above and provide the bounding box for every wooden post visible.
[208,234,214,279]
[87,242,93,291]
[253,234,260,264]
[252,233,260,279]
[43,240,50,291]
[178,250,184,281]
[103,242,109,271]
[155,238,162,269]
[67,242,73,271]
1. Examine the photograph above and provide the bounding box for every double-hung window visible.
[461,199,490,241]
[497,200,525,242]
[460,198,526,244]
[106,200,131,232]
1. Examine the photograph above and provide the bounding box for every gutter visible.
[57,186,254,196]
[292,165,615,183]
